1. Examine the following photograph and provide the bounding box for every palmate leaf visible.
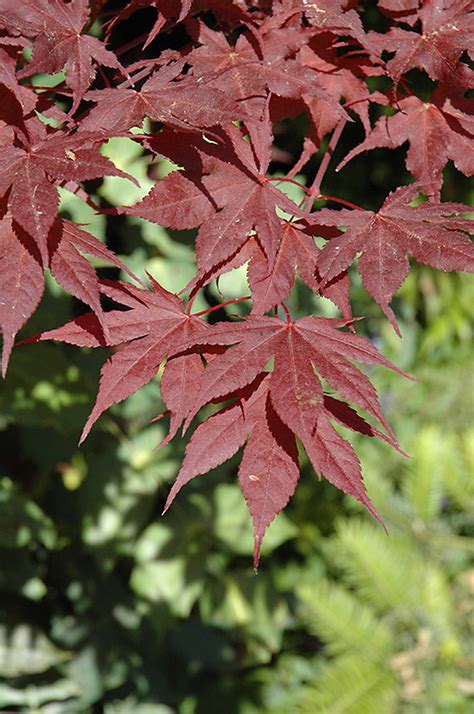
[31,277,209,444]
[33,298,409,566]
[127,124,307,278]
[337,93,474,198]
[0,216,138,376]
[364,0,474,89]
[161,315,409,565]
[0,0,125,112]
[81,61,251,133]
[313,185,474,333]
[0,117,136,266]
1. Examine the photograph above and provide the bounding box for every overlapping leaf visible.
[0,0,472,565]
[0,119,134,264]
[0,0,124,112]
[337,93,473,198]
[314,186,474,331]
[0,217,137,376]
[81,61,250,133]
[31,277,208,443]
[127,125,305,277]
[365,0,474,88]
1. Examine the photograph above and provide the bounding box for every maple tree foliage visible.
[1,0,472,567]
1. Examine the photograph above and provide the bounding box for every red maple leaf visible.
[0,117,134,264]
[160,313,409,564]
[127,124,305,276]
[2,0,472,566]
[0,0,124,113]
[185,18,348,121]
[377,0,420,25]
[298,46,387,142]
[0,215,43,377]
[0,48,37,126]
[365,0,474,88]
[0,217,138,376]
[336,92,473,198]
[296,0,364,38]
[30,276,209,444]
[188,221,351,319]
[81,60,250,133]
[314,185,474,331]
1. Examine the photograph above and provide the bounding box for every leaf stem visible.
[306,119,346,211]
[193,296,251,318]
[280,302,292,323]
[317,195,364,211]
[266,177,310,195]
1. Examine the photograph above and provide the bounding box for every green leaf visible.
[0,679,79,709]
[0,624,70,677]
[0,478,56,549]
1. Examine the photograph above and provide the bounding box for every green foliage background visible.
[1,87,473,713]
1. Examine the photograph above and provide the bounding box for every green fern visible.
[299,581,391,660]
[300,656,397,714]
[331,521,424,619]
[295,426,474,714]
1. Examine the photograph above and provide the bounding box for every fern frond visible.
[421,568,457,644]
[402,426,446,524]
[298,580,392,660]
[332,520,425,618]
[300,655,398,714]
[442,428,474,511]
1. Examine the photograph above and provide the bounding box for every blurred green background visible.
[1,75,474,714]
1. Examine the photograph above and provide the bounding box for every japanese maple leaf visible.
[185,19,347,116]
[336,93,473,198]
[0,215,43,377]
[0,48,37,126]
[164,373,300,567]
[127,125,305,276]
[314,185,474,332]
[30,277,208,443]
[181,220,351,318]
[156,352,206,449]
[163,315,409,560]
[80,61,250,133]
[365,0,474,88]
[0,216,138,376]
[377,0,420,25]
[193,221,350,318]
[0,0,124,113]
[247,223,352,318]
[48,219,140,334]
[238,394,300,568]
[298,47,387,141]
[0,119,134,265]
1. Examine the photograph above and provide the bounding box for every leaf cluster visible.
[0,0,473,564]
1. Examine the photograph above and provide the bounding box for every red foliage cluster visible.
[1,0,472,565]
